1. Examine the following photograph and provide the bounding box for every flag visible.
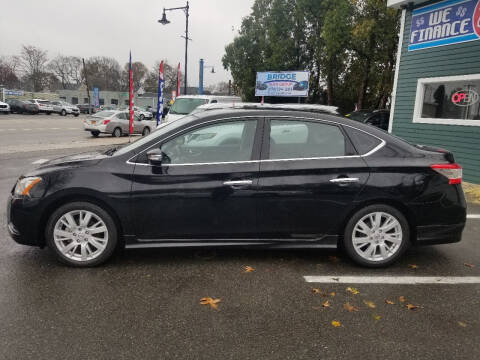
[176,62,181,96]
[156,61,164,125]
[128,51,134,135]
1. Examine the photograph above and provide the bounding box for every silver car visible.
[51,101,80,116]
[83,110,156,137]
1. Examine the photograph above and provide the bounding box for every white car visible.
[0,101,10,114]
[165,95,242,122]
[133,106,153,120]
[30,99,54,114]
[51,101,80,117]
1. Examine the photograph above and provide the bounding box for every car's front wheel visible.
[61,109,67,116]
[343,204,410,268]
[142,127,150,136]
[45,202,118,267]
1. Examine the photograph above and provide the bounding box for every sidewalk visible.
[463,182,480,205]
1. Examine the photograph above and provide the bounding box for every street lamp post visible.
[199,59,215,95]
[159,1,190,96]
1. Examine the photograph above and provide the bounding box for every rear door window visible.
[268,119,346,159]
[343,126,382,155]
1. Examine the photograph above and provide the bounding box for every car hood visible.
[36,151,107,169]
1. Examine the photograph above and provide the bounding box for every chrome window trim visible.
[126,115,386,167]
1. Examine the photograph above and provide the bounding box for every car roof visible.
[174,95,241,100]
[194,102,340,115]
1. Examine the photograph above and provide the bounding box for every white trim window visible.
[413,74,480,126]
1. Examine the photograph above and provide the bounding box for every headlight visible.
[14,177,42,197]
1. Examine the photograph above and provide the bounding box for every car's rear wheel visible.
[45,202,118,267]
[61,109,67,116]
[91,131,100,137]
[343,204,410,268]
[112,127,122,137]
[142,127,150,136]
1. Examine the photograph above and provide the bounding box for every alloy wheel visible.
[53,210,109,262]
[351,212,403,262]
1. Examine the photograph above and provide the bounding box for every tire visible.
[342,204,410,268]
[142,127,150,136]
[91,131,100,137]
[140,114,145,120]
[47,112,51,115]
[45,202,118,267]
[112,127,122,137]
[74,114,79,117]
[61,109,67,116]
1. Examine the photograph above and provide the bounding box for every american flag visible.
[129,51,134,134]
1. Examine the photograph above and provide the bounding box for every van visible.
[165,95,241,122]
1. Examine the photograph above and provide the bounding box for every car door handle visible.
[223,180,253,186]
[329,177,360,184]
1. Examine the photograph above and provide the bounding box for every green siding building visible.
[388,0,480,183]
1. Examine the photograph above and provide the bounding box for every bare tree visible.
[121,61,148,92]
[48,55,83,89]
[83,56,122,91]
[19,45,49,91]
[0,56,20,88]
[144,60,183,99]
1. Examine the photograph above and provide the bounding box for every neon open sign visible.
[451,89,479,106]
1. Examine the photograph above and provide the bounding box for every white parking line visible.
[467,214,480,219]
[303,276,480,284]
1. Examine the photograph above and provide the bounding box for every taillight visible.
[431,163,462,184]
[103,120,110,125]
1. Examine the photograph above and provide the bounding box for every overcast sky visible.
[0,0,254,87]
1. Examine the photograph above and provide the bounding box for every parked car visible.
[30,99,54,114]
[7,108,466,267]
[83,110,155,137]
[77,104,97,114]
[133,106,153,120]
[346,109,390,131]
[6,99,39,114]
[99,105,118,111]
[51,101,80,117]
[147,105,170,120]
[165,95,241,122]
[0,100,10,114]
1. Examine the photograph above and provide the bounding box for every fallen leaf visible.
[331,320,341,327]
[200,297,221,310]
[406,304,419,311]
[399,296,406,303]
[344,303,359,312]
[329,291,336,297]
[458,321,467,327]
[328,256,339,263]
[322,300,331,308]
[385,299,395,305]
[363,300,376,309]
[312,288,324,295]
[372,314,382,321]
[464,263,475,268]
[408,264,419,270]
[346,287,360,295]
[244,266,255,273]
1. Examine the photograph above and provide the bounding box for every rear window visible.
[95,111,116,118]
[344,127,382,155]
[39,100,50,104]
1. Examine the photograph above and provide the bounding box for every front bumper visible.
[7,194,43,247]
[0,107,10,112]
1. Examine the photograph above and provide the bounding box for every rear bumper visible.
[415,222,465,245]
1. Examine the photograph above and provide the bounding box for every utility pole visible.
[82,58,91,114]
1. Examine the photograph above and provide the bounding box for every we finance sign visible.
[409,0,480,51]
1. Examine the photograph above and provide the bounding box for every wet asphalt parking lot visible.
[0,115,478,359]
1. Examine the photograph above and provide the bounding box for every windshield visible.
[348,112,370,121]
[114,115,198,156]
[169,98,208,115]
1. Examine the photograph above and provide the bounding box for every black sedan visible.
[6,99,39,114]
[7,108,466,267]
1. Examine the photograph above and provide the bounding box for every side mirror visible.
[146,148,163,165]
